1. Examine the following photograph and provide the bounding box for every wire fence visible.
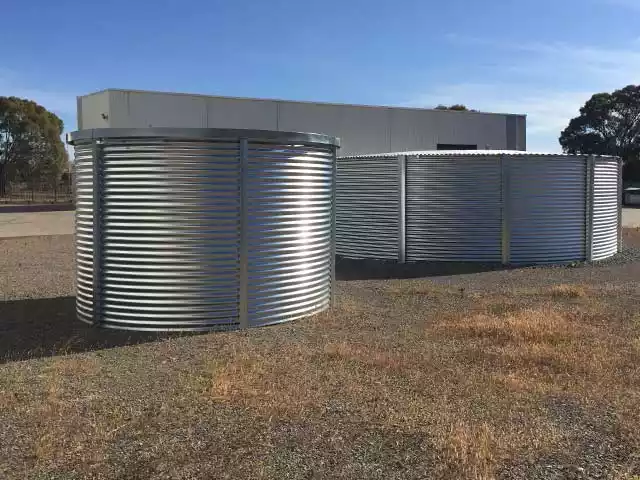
[0,179,73,205]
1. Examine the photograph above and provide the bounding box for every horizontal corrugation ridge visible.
[592,159,619,261]
[246,143,333,325]
[74,138,335,331]
[74,144,95,324]
[336,153,619,265]
[97,140,240,329]
[406,156,502,261]
[336,156,399,259]
[509,157,586,263]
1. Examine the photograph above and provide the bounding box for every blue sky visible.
[1,0,639,152]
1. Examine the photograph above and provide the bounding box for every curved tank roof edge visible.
[339,150,620,160]
[67,127,340,148]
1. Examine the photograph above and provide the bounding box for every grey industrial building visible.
[77,89,526,156]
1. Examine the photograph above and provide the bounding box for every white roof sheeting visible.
[339,150,620,160]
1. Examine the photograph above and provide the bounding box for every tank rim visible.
[67,128,340,147]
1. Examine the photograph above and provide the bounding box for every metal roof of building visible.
[339,150,620,160]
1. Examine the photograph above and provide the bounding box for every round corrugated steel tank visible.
[336,151,621,264]
[68,128,339,331]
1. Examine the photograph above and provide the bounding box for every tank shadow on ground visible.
[335,256,514,281]
[0,296,183,364]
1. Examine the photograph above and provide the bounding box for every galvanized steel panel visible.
[74,143,96,324]
[336,156,399,260]
[592,158,620,261]
[508,156,587,264]
[336,150,619,265]
[69,128,337,331]
[245,143,334,326]
[98,139,240,330]
[406,155,502,261]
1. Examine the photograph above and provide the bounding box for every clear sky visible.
[1,0,638,152]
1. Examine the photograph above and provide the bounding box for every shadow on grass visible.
[0,296,181,364]
[336,256,513,281]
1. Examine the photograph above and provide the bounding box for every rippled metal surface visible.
[336,156,400,260]
[592,158,620,261]
[245,143,334,326]
[335,151,620,264]
[508,156,587,264]
[406,155,502,261]
[74,143,96,324]
[70,129,337,331]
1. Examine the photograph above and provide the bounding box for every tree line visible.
[434,91,640,182]
[0,96,68,196]
[2,86,639,192]
[435,104,479,112]
[560,85,640,181]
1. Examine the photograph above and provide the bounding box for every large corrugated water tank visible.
[68,128,339,331]
[336,151,621,264]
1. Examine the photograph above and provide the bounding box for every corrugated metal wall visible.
[74,143,96,324]
[336,156,400,260]
[245,143,334,325]
[406,155,502,261]
[99,139,241,330]
[591,158,620,261]
[71,130,337,331]
[508,156,586,264]
[335,152,620,264]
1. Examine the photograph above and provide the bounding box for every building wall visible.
[78,89,526,155]
[77,91,111,129]
[388,108,511,152]
[514,116,527,150]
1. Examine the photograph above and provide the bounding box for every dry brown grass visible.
[387,282,458,296]
[440,306,574,344]
[198,295,639,478]
[546,284,589,298]
[2,276,640,478]
[28,357,107,466]
[440,422,497,480]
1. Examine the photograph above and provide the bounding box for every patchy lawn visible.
[1,234,640,479]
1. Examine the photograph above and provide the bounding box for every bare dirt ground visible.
[622,206,640,228]
[0,211,74,238]
[1,232,640,479]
